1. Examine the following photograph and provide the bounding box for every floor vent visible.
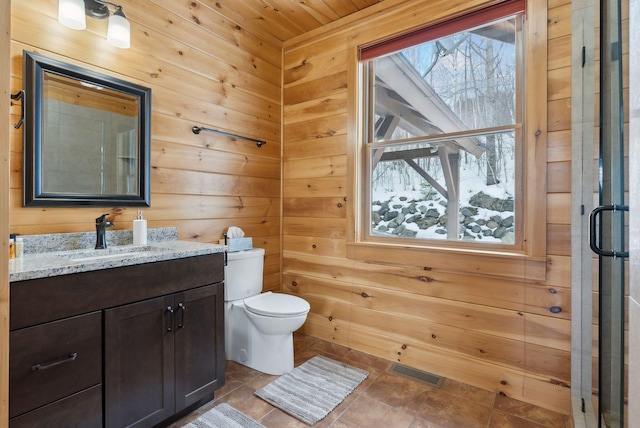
[389,364,444,388]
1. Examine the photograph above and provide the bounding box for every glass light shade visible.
[58,0,86,30]
[107,13,130,49]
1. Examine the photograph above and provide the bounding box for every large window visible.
[361,6,524,248]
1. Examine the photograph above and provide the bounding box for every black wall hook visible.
[10,90,25,129]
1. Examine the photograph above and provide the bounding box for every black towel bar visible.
[192,126,266,147]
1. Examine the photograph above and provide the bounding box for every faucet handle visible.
[96,213,109,223]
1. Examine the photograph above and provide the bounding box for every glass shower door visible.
[590,0,628,426]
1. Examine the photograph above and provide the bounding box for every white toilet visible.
[224,248,310,375]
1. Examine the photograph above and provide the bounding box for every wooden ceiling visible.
[201,0,386,42]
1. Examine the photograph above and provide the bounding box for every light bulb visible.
[58,0,86,30]
[107,11,130,49]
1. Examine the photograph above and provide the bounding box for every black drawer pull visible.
[32,352,78,371]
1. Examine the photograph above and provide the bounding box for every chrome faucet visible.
[95,214,114,249]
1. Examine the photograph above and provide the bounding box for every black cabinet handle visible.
[166,306,174,332]
[32,352,78,371]
[177,303,186,329]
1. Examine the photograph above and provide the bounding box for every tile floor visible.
[169,333,570,428]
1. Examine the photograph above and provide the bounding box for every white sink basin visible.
[58,245,165,262]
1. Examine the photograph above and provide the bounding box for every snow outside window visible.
[362,15,523,246]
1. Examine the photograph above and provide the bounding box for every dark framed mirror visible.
[23,51,151,207]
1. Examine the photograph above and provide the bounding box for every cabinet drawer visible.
[10,312,102,418]
[9,384,102,428]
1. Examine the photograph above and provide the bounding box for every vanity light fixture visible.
[58,0,86,30]
[58,0,131,49]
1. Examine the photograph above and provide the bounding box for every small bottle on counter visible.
[9,234,15,259]
[15,236,23,258]
[133,211,147,246]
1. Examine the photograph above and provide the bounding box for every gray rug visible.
[184,403,265,428]
[254,355,369,425]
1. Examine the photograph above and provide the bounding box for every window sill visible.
[346,241,547,281]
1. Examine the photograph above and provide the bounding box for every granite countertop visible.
[9,228,226,282]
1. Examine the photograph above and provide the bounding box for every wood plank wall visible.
[8,0,283,292]
[1,1,11,423]
[282,0,573,414]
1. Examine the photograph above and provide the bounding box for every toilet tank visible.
[224,248,265,301]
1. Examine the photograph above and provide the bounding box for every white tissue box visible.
[227,237,253,252]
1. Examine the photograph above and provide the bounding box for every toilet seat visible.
[244,292,310,318]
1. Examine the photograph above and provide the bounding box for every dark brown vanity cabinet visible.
[9,253,225,428]
[104,283,224,428]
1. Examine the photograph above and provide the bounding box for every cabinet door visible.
[105,294,175,428]
[174,283,225,412]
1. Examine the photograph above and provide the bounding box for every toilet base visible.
[225,301,299,376]
[231,331,294,375]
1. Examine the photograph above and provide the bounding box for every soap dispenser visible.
[133,211,147,246]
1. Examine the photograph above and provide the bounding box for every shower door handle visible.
[589,204,629,258]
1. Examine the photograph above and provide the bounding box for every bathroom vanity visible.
[8,231,226,428]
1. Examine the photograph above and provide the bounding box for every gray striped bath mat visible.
[254,355,369,425]
[184,403,265,428]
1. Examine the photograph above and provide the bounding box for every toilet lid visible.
[244,292,310,317]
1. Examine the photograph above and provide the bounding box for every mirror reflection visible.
[23,51,151,206]
[42,72,140,195]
